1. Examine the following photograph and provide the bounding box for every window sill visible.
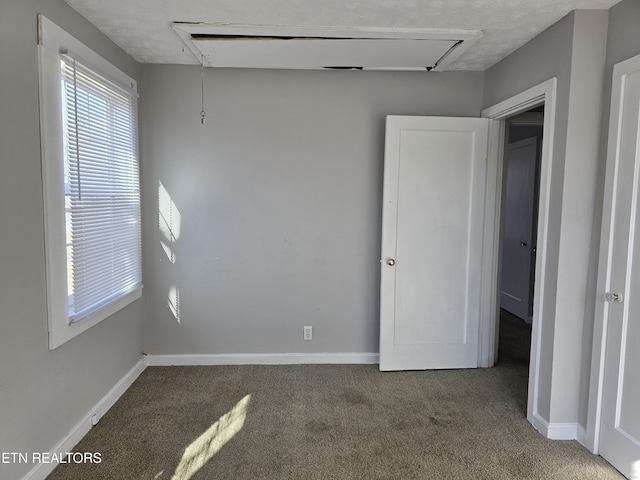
[48,287,142,350]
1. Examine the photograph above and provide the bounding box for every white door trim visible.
[586,53,640,455]
[479,78,558,430]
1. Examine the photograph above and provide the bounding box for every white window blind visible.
[60,54,141,323]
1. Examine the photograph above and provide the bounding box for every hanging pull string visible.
[200,54,206,125]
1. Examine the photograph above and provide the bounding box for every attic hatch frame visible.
[172,23,482,71]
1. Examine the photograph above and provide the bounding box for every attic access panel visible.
[172,23,482,71]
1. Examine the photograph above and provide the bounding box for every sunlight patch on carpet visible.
[171,394,251,480]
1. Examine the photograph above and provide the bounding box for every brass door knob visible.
[387,258,396,266]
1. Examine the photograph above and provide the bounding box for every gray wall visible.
[484,10,608,427]
[508,124,544,144]
[141,66,484,355]
[0,2,143,478]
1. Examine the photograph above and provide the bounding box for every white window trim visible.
[38,15,141,349]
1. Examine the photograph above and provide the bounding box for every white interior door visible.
[500,137,537,322]
[379,115,489,371]
[598,59,640,479]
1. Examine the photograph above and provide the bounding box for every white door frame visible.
[479,78,558,429]
[585,53,640,455]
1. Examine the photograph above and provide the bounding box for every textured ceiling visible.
[64,0,620,71]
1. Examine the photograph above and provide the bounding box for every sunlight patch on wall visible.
[160,241,176,264]
[159,181,181,263]
[171,394,252,480]
[168,285,180,324]
[632,459,639,480]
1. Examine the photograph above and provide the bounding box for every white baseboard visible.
[146,352,380,366]
[23,357,147,480]
[532,412,578,440]
[531,412,550,436]
[546,422,578,440]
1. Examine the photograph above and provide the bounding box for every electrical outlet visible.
[303,326,313,340]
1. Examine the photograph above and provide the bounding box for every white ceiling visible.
[64,0,621,71]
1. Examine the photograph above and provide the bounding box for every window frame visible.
[38,15,142,349]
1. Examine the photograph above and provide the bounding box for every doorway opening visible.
[496,106,544,412]
[479,77,557,434]
[500,107,543,326]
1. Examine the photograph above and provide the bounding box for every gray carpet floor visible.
[48,314,624,479]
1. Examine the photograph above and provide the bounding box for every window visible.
[39,16,141,349]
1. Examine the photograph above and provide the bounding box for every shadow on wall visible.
[159,180,181,323]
